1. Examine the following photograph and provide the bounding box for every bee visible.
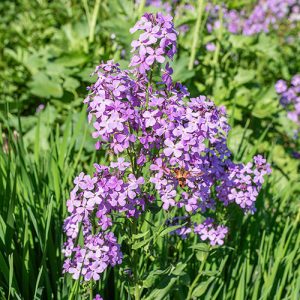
[163,167,204,188]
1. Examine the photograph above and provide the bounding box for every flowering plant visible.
[276,75,300,126]
[142,0,300,37]
[62,13,271,299]
[204,0,299,36]
[275,74,300,158]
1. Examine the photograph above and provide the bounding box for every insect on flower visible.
[162,166,204,188]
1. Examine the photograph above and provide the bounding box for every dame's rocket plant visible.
[62,12,271,298]
[275,74,300,157]
[276,74,300,127]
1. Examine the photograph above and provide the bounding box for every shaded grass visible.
[0,110,94,299]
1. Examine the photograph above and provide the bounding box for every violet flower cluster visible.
[63,13,271,292]
[143,0,173,14]
[194,218,228,246]
[129,12,177,74]
[167,216,228,245]
[276,74,300,126]
[276,74,300,156]
[139,0,193,33]
[216,155,271,213]
[143,1,299,40]
[207,0,300,36]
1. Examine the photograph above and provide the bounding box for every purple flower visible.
[161,63,173,90]
[194,218,228,246]
[206,42,216,52]
[110,157,131,171]
[161,185,176,210]
[292,74,300,87]
[143,110,158,127]
[276,75,300,128]
[145,47,165,65]
[275,80,287,94]
[163,139,183,158]
[36,104,45,113]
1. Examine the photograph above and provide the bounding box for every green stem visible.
[68,279,79,300]
[186,248,210,300]
[89,0,101,44]
[127,121,139,175]
[145,70,153,109]
[135,284,140,300]
[137,0,146,18]
[213,7,223,67]
[90,282,93,300]
[130,219,140,300]
[127,148,141,300]
[82,0,91,26]
[188,0,205,70]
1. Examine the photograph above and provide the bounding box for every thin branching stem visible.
[188,0,205,70]
[89,0,101,44]
[187,248,210,300]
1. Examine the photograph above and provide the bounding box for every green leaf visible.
[63,77,80,92]
[229,35,253,49]
[28,73,63,98]
[131,236,153,250]
[172,55,195,82]
[171,262,187,276]
[158,223,187,238]
[132,230,150,240]
[252,85,278,118]
[192,277,215,297]
[189,243,210,252]
[142,267,171,289]
[144,275,178,300]
[233,68,256,86]
[55,52,88,67]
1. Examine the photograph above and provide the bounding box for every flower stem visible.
[135,283,140,300]
[89,0,101,43]
[90,282,93,300]
[186,248,210,299]
[130,218,141,300]
[213,7,223,67]
[137,0,146,18]
[145,70,153,109]
[188,0,205,70]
